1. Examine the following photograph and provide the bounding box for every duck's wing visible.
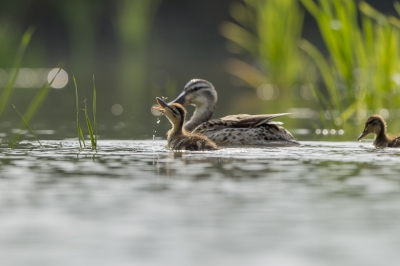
[193,113,292,132]
[192,113,299,145]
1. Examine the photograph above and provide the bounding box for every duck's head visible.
[153,97,186,127]
[171,79,217,108]
[358,115,386,141]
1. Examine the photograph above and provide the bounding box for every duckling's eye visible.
[193,87,199,91]
[168,107,180,116]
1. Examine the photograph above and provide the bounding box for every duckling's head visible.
[171,79,217,108]
[153,97,186,128]
[358,115,387,141]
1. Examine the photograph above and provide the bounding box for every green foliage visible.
[300,0,400,125]
[221,0,307,89]
[224,0,400,130]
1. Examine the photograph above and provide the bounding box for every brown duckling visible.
[358,115,400,148]
[153,97,218,151]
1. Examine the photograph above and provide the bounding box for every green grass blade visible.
[74,76,85,149]
[0,26,35,120]
[92,75,97,147]
[78,127,85,146]
[299,39,342,112]
[22,68,62,123]
[11,67,62,145]
[84,101,96,149]
[12,104,43,148]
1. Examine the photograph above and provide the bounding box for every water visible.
[1,140,400,266]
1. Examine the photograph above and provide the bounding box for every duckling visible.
[153,97,218,151]
[170,79,299,145]
[358,115,400,148]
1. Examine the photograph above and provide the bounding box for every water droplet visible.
[153,135,155,141]
[157,118,160,124]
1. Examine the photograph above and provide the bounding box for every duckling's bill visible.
[153,97,168,114]
[358,130,367,141]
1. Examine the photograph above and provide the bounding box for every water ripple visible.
[1,140,400,265]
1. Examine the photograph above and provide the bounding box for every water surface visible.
[1,140,400,266]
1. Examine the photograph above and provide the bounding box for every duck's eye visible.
[193,87,199,91]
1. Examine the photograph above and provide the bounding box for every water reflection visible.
[1,140,400,265]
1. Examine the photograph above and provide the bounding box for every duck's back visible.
[192,114,299,145]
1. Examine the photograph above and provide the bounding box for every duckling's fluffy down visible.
[167,131,218,151]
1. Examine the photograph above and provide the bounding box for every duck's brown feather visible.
[192,113,299,145]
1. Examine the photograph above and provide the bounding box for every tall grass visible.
[300,0,400,126]
[0,27,35,120]
[0,27,61,147]
[221,0,307,90]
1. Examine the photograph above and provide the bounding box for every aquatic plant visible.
[0,27,62,147]
[0,27,34,121]
[12,105,43,148]
[221,0,308,90]
[300,0,400,128]
[74,76,85,149]
[74,75,98,150]
[12,68,62,146]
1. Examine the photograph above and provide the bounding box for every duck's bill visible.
[170,91,186,105]
[156,97,168,108]
[153,97,168,114]
[357,130,367,141]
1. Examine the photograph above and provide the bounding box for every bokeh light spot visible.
[330,19,343,30]
[378,108,389,119]
[47,68,68,89]
[151,104,162,116]
[257,84,279,100]
[111,104,123,116]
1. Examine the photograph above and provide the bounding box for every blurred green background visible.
[0,0,398,141]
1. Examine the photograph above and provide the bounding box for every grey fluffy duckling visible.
[153,97,218,151]
[358,115,400,148]
[170,79,299,146]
